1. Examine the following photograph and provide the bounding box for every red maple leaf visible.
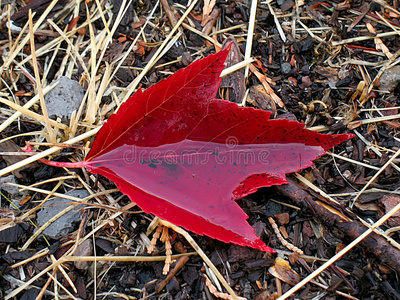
[38,46,353,252]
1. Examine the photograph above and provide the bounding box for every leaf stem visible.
[22,142,86,169]
[36,159,85,168]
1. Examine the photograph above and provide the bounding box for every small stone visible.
[0,175,21,198]
[36,189,89,239]
[75,276,87,299]
[74,239,93,270]
[20,289,39,300]
[281,62,292,74]
[301,65,310,74]
[181,51,193,66]
[95,238,114,253]
[149,72,158,83]
[280,0,294,11]
[115,245,129,255]
[380,66,400,92]
[0,224,24,243]
[44,76,84,119]
[301,76,313,88]
[88,261,103,278]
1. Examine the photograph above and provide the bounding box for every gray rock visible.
[44,76,84,119]
[280,0,294,11]
[380,66,400,92]
[37,189,89,239]
[0,224,24,243]
[74,239,93,270]
[0,175,21,198]
[281,62,292,74]
[88,261,103,278]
